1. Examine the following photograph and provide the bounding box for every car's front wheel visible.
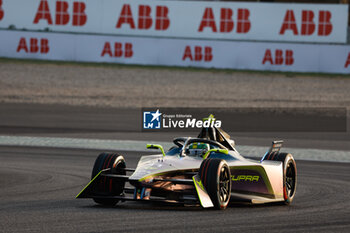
[91,153,126,206]
[199,158,231,209]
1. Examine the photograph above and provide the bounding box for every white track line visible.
[0,136,349,163]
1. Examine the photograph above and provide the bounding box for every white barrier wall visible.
[0,0,348,43]
[1,30,350,74]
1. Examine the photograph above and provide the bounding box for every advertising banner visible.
[0,0,348,43]
[1,30,350,74]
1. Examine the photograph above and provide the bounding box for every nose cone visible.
[129,154,178,181]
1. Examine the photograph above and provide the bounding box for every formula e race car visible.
[76,121,297,209]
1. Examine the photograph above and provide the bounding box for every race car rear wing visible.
[261,140,283,162]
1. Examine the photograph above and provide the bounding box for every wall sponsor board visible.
[0,0,348,43]
[1,30,350,74]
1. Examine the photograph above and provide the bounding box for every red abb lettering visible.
[101,42,133,58]
[301,10,315,35]
[237,9,250,33]
[73,2,87,26]
[34,0,86,26]
[275,49,284,65]
[182,46,213,62]
[155,6,169,30]
[198,8,217,32]
[17,38,28,53]
[116,4,169,31]
[33,0,53,24]
[138,5,152,29]
[116,4,135,29]
[285,50,294,65]
[182,46,193,61]
[199,7,250,33]
[280,10,333,36]
[55,1,69,25]
[318,11,332,36]
[40,39,49,53]
[0,0,4,21]
[220,8,233,33]
[17,37,49,54]
[30,38,39,53]
[204,47,213,61]
[194,46,203,61]
[262,49,294,65]
[101,42,112,57]
[262,49,273,65]
[279,10,298,35]
[114,43,123,57]
[345,53,350,68]
[125,43,133,57]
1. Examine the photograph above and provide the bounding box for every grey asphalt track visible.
[0,102,350,232]
[0,146,349,233]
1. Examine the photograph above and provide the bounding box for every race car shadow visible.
[89,202,204,212]
[79,200,287,212]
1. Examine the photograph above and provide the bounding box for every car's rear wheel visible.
[266,152,297,204]
[199,158,231,209]
[91,153,126,206]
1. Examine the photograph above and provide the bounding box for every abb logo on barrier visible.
[33,0,87,26]
[345,53,350,68]
[198,8,250,33]
[262,49,294,65]
[280,10,333,36]
[116,4,169,30]
[101,42,133,58]
[182,46,213,62]
[16,37,50,54]
[0,0,4,21]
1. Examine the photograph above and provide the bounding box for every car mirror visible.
[146,144,166,157]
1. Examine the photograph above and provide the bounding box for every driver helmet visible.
[187,142,210,157]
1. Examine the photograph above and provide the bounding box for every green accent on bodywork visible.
[203,148,228,159]
[147,144,166,157]
[192,174,214,208]
[75,169,104,198]
[195,179,204,190]
[232,175,259,182]
[230,166,274,195]
[203,114,216,122]
[192,176,204,205]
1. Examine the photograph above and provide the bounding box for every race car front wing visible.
[76,168,214,207]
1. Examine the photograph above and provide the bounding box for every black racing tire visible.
[91,153,126,206]
[199,158,231,210]
[266,152,297,205]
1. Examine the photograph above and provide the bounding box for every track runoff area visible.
[0,135,349,163]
